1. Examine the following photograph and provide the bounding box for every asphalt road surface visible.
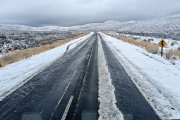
[100,35,160,120]
[0,33,160,120]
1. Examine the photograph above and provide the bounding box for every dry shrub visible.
[145,44,159,54]
[165,49,180,64]
[177,47,180,51]
[0,33,88,67]
[165,51,173,60]
[0,63,2,67]
[171,41,178,46]
[166,49,180,59]
[171,49,180,57]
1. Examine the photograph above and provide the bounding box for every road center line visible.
[61,96,74,120]
[49,82,70,119]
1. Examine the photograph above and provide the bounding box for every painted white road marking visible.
[61,96,74,120]
[49,82,70,119]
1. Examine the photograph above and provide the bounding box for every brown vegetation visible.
[107,34,159,54]
[165,49,180,59]
[107,33,180,62]
[0,33,88,67]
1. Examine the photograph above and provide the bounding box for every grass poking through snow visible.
[0,33,88,67]
[107,34,159,54]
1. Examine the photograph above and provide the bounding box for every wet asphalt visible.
[100,34,160,120]
[0,34,97,120]
[0,33,161,120]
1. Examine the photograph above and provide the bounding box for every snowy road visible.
[0,33,97,120]
[100,35,159,120]
[0,33,161,120]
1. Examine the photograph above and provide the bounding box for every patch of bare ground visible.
[0,33,88,67]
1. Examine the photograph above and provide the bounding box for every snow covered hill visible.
[0,21,121,31]
[0,14,180,39]
[116,14,180,39]
[0,24,69,31]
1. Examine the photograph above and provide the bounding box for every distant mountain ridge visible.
[0,14,180,37]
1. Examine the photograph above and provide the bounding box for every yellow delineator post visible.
[158,39,167,56]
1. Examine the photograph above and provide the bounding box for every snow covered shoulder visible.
[100,33,180,119]
[0,33,93,101]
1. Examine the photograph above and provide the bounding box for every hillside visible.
[0,14,180,39]
[116,14,180,40]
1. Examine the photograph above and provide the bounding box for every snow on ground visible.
[100,33,180,119]
[110,31,180,69]
[97,36,124,120]
[116,14,180,37]
[119,33,180,50]
[0,33,93,101]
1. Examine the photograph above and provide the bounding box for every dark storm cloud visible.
[0,0,180,26]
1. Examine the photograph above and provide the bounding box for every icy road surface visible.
[100,32,180,119]
[0,32,176,120]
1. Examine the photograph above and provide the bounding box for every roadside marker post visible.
[158,39,167,56]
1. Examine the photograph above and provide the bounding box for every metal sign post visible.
[161,47,163,56]
[158,39,167,57]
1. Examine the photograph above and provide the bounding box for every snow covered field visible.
[100,33,180,119]
[118,33,180,50]
[0,33,92,101]
[109,31,180,68]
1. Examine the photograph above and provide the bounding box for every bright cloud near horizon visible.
[0,0,180,26]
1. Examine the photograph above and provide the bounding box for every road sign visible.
[158,39,167,56]
[158,39,167,48]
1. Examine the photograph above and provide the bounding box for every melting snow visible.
[100,32,180,119]
[97,35,124,120]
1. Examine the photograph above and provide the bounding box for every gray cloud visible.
[0,0,180,26]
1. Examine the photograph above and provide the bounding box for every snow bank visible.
[97,36,124,120]
[100,33,180,119]
[0,33,93,101]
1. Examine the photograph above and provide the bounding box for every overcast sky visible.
[0,0,180,27]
